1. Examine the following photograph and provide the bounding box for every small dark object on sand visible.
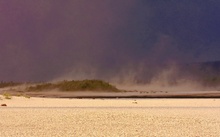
[1,104,7,107]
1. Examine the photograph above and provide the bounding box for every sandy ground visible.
[1,96,220,137]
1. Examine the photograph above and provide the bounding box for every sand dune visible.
[1,96,220,136]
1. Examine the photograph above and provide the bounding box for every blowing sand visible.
[1,96,220,137]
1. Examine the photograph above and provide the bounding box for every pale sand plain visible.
[1,96,220,137]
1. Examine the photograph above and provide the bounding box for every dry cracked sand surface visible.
[1,96,220,137]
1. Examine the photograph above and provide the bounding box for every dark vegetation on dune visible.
[27,80,120,92]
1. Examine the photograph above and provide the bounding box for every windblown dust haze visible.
[1,1,220,90]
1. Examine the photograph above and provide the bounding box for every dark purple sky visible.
[1,0,220,82]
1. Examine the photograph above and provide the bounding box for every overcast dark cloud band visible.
[0,0,220,82]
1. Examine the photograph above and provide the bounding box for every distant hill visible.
[27,80,120,92]
[0,80,121,92]
[179,61,220,87]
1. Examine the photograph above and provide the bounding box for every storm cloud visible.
[0,0,220,82]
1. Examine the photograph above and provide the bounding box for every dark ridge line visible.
[58,95,220,99]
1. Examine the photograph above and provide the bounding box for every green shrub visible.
[16,93,30,99]
[3,92,12,99]
[23,94,30,99]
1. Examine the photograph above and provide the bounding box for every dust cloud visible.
[0,0,220,93]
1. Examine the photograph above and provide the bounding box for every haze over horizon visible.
[1,0,220,82]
